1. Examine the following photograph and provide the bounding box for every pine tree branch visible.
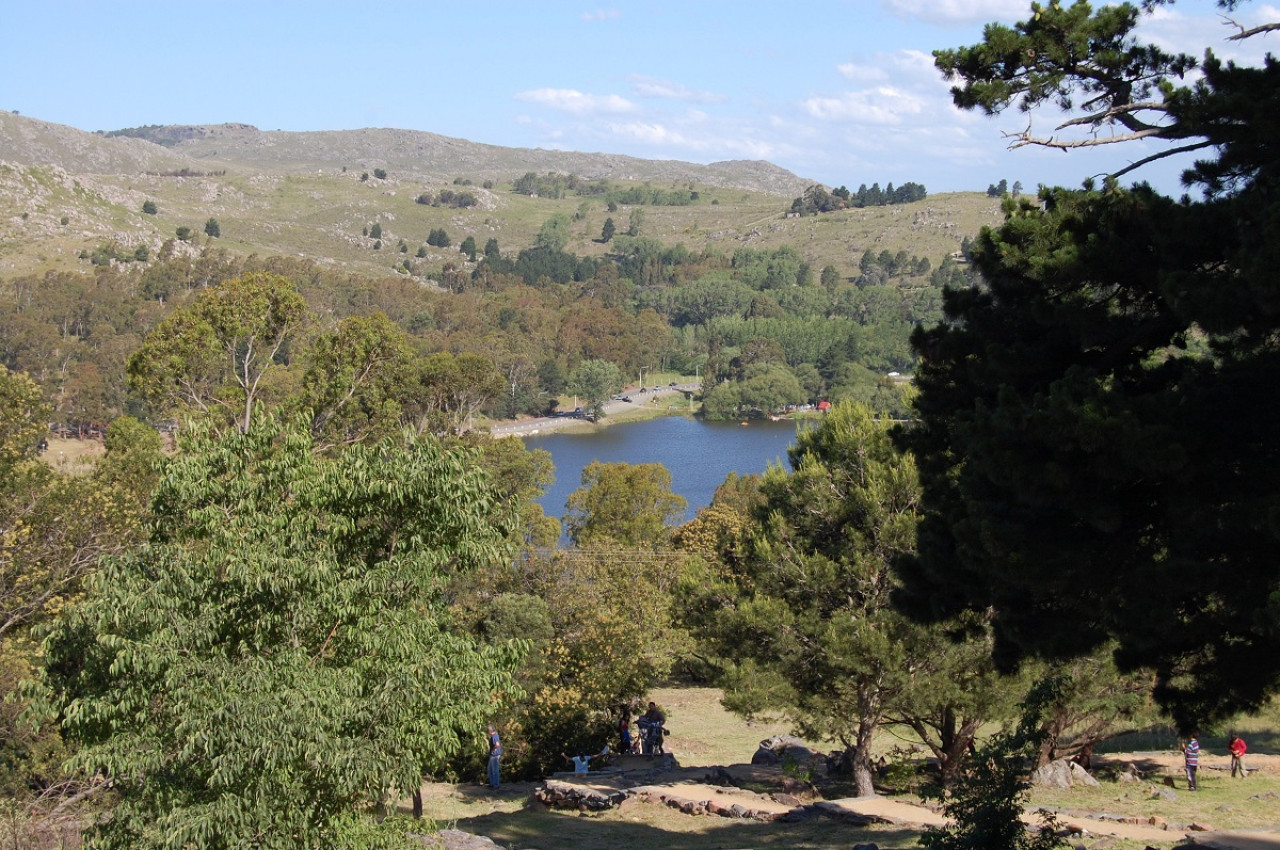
[1106,140,1216,180]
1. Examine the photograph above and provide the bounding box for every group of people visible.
[1181,734,1249,791]
[484,702,669,790]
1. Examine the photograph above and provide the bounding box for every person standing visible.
[562,751,594,775]
[618,710,632,755]
[1183,734,1200,790]
[1229,735,1248,778]
[486,725,502,790]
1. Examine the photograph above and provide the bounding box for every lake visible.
[523,415,806,524]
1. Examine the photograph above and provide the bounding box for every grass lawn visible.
[411,686,1280,850]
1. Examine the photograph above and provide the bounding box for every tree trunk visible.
[937,717,981,789]
[853,706,879,797]
[412,788,423,819]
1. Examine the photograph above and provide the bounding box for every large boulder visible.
[1069,760,1100,787]
[1031,759,1073,789]
[753,735,819,770]
[1031,758,1100,788]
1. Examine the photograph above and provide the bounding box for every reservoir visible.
[523,415,805,525]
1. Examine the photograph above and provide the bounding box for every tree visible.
[369,222,382,240]
[921,678,1067,850]
[298,313,414,449]
[373,167,387,179]
[563,461,687,548]
[174,226,192,242]
[127,272,306,434]
[898,0,1280,727]
[535,214,570,252]
[408,352,503,435]
[141,200,157,215]
[460,235,477,261]
[33,416,524,850]
[0,369,144,818]
[455,545,688,777]
[600,217,616,243]
[627,208,643,237]
[681,403,922,796]
[203,217,220,238]
[93,415,164,508]
[566,358,622,421]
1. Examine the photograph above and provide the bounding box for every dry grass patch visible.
[39,437,102,476]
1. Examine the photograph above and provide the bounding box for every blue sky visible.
[1,1,1272,193]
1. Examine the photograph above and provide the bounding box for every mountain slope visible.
[0,111,201,174]
[115,123,815,196]
[0,110,1001,281]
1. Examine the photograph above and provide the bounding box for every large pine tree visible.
[896,0,1280,728]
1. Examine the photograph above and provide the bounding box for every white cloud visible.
[837,63,889,84]
[607,121,689,146]
[628,75,725,104]
[600,120,783,161]
[581,8,620,22]
[880,0,1028,26]
[840,49,940,86]
[515,88,636,115]
[802,86,926,124]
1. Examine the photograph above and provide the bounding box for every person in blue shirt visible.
[486,725,502,790]
[1183,735,1200,791]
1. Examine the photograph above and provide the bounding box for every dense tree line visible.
[790,181,927,215]
[0,223,961,432]
[512,171,610,199]
[415,189,479,209]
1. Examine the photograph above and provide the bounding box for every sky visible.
[1,1,1274,194]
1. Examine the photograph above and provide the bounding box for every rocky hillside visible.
[0,112,200,175]
[4,113,814,195]
[0,110,1000,281]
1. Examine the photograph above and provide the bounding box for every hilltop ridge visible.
[0,109,1001,280]
[3,112,814,196]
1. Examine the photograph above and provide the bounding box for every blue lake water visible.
[523,415,806,524]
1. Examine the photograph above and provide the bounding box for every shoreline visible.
[488,385,698,438]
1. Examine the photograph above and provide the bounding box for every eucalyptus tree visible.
[127,272,305,435]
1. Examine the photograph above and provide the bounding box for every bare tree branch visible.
[1223,15,1280,41]
[1005,125,1167,151]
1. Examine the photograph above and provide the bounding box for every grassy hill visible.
[0,110,1003,282]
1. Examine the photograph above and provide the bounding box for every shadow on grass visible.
[447,804,924,850]
[1099,724,1280,756]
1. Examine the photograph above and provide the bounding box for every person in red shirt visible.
[1229,735,1248,778]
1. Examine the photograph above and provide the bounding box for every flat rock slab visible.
[631,782,797,820]
[1055,816,1187,843]
[1189,830,1280,850]
[535,779,628,811]
[817,797,949,827]
[824,796,1193,844]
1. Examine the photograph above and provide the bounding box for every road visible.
[489,383,699,438]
